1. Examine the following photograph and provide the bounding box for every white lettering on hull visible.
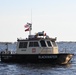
[38,55,57,59]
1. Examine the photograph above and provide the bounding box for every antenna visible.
[31,9,32,24]
[25,10,32,36]
[29,9,32,35]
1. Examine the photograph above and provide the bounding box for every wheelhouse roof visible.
[17,37,56,42]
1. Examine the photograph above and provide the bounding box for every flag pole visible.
[29,9,32,35]
[31,9,32,25]
[25,10,32,36]
[29,25,31,35]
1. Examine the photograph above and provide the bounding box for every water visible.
[0,42,76,75]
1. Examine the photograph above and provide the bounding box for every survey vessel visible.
[0,23,74,64]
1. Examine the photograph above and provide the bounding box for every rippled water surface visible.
[0,42,76,75]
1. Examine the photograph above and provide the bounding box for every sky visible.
[0,0,76,42]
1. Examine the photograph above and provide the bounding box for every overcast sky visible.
[0,0,76,42]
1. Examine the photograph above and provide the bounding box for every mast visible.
[24,10,32,36]
[29,22,32,35]
[29,9,32,35]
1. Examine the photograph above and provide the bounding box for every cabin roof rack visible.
[17,31,56,41]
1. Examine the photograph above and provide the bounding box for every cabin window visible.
[40,40,46,47]
[47,41,52,47]
[19,42,28,48]
[29,42,33,47]
[34,42,39,47]
[29,42,39,47]
[52,41,57,47]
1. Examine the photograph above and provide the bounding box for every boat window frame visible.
[19,42,28,48]
[40,40,47,47]
[46,41,52,47]
[29,41,39,47]
[52,41,57,47]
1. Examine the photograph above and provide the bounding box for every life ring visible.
[32,48,36,53]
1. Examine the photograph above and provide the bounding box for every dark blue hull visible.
[0,53,73,64]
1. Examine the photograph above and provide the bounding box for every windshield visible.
[40,40,47,47]
[52,41,57,47]
[46,41,52,47]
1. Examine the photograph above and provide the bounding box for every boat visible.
[0,23,74,64]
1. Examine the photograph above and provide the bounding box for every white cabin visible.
[16,32,58,54]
